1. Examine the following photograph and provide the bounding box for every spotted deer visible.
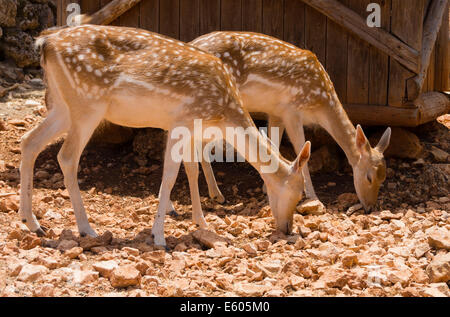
[191,32,391,212]
[21,25,311,246]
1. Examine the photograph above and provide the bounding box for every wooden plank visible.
[434,3,449,91]
[199,0,220,34]
[305,4,326,64]
[368,0,390,105]
[389,61,412,106]
[346,0,369,105]
[140,0,159,32]
[325,0,347,103]
[57,0,62,26]
[180,0,200,42]
[221,0,242,31]
[160,0,180,39]
[391,0,424,51]
[284,0,305,48]
[119,0,140,28]
[242,0,263,32]
[262,0,284,39]
[81,0,101,15]
[407,0,449,99]
[389,0,424,106]
[300,0,420,73]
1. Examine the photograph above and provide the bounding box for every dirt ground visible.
[0,82,449,297]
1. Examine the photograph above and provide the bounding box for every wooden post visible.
[407,0,449,100]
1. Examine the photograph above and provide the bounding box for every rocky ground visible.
[0,82,449,297]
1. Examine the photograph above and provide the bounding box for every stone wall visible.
[0,0,56,72]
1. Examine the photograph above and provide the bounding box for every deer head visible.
[264,141,311,234]
[353,125,391,212]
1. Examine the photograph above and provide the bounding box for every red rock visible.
[297,199,326,215]
[234,283,268,297]
[6,229,26,241]
[33,284,54,297]
[427,227,450,251]
[93,260,118,278]
[317,268,349,288]
[387,270,412,287]
[337,193,359,210]
[110,265,141,288]
[341,251,358,268]
[192,229,228,249]
[73,270,99,285]
[79,231,113,250]
[19,235,41,250]
[422,283,450,297]
[17,264,48,282]
[65,247,83,259]
[0,195,19,212]
[57,239,79,251]
[122,247,140,256]
[380,210,402,220]
[426,252,450,283]
[242,243,257,256]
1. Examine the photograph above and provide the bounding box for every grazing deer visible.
[21,25,311,246]
[191,32,391,212]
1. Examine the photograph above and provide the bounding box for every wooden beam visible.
[414,92,450,124]
[300,0,420,73]
[407,0,449,100]
[80,0,142,25]
[343,104,420,127]
[341,92,450,126]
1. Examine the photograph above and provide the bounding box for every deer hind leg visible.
[152,132,182,247]
[184,160,208,228]
[57,107,105,237]
[20,106,68,235]
[201,142,225,203]
[283,115,317,199]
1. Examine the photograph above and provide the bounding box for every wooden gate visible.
[54,0,450,127]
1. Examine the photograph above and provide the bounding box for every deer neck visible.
[230,121,289,182]
[319,99,360,167]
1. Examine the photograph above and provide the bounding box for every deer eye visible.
[367,174,373,183]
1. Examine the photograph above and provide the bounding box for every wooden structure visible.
[54,0,450,127]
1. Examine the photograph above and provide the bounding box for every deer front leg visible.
[57,109,105,237]
[152,134,182,247]
[20,109,68,236]
[283,115,317,199]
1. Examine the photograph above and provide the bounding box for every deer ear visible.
[376,127,391,153]
[355,125,370,155]
[293,141,311,173]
